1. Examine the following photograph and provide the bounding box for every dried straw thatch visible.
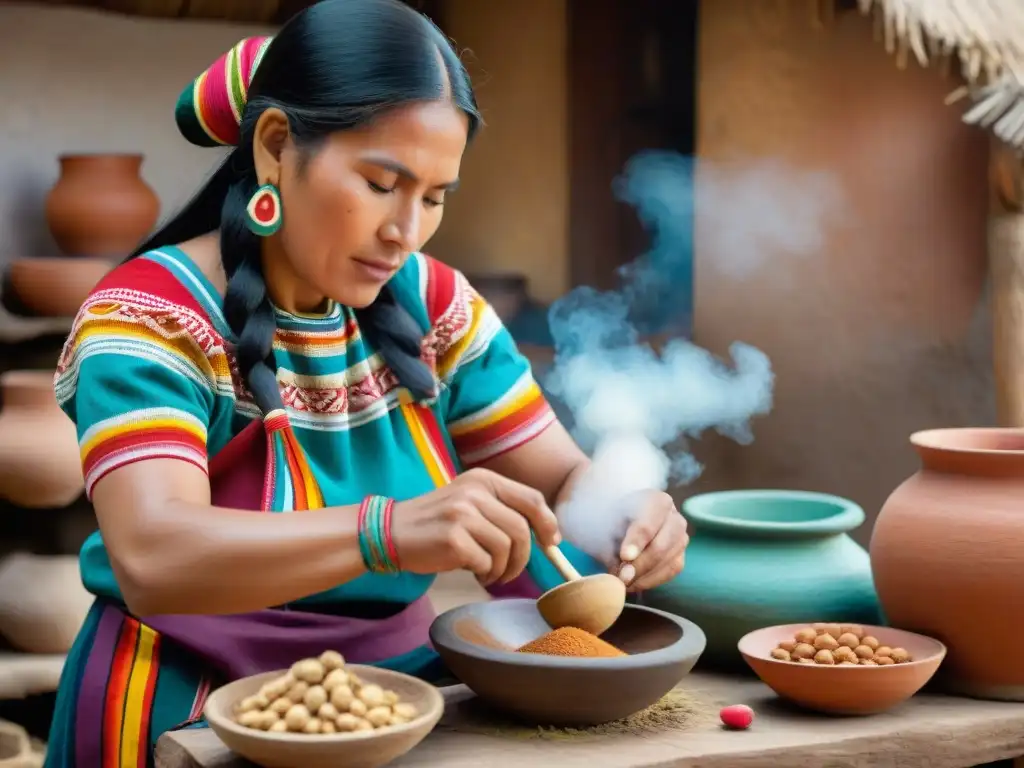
[850,0,1024,151]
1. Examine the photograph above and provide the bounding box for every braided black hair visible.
[132,0,480,413]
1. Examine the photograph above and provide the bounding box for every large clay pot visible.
[871,428,1024,700]
[0,370,83,508]
[44,153,159,257]
[643,489,882,668]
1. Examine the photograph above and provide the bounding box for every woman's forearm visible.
[111,500,367,617]
[553,457,591,511]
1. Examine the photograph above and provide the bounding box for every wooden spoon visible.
[536,545,627,636]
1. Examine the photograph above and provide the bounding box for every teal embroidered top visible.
[55,247,571,609]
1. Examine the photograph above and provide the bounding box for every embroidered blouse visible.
[55,246,559,608]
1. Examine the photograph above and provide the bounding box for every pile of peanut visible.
[770,624,914,666]
[233,651,419,734]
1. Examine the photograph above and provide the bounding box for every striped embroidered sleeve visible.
[54,295,218,499]
[423,258,556,466]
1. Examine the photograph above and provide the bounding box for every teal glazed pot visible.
[643,489,883,669]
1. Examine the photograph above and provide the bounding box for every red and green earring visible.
[245,183,282,236]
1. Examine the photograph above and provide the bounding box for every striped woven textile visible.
[174,36,273,147]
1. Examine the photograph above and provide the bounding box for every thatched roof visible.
[855,0,1024,151]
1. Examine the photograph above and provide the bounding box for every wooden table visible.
[156,672,1024,768]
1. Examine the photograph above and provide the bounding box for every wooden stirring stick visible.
[543,544,583,582]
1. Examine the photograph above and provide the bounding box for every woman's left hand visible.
[615,490,689,592]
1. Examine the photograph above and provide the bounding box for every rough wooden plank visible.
[157,673,1024,768]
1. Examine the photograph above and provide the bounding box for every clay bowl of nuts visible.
[738,623,946,715]
[203,651,444,768]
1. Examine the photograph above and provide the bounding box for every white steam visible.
[546,151,841,564]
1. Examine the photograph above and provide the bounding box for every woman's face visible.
[261,101,469,312]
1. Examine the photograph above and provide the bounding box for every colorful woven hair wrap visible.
[174,36,274,148]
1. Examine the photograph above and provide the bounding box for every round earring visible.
[245,183,282,236]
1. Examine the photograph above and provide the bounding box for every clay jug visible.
[643,489,882,668]
[871,428,1024,700]
[44,153,159,257]
[0,370,83,508]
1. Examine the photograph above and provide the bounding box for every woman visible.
[46,1,688,765]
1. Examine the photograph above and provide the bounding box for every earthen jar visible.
[0,370,83,509]
[0,552,92,655]
[44,153,159,257]
[871,428,1024,700]
[8,257,114,317]
[644,489,881,669]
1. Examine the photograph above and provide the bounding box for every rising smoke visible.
[547,151,842,564]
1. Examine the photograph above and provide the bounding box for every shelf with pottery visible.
[1,152,158,343]
[0,153,159,727]
[0,367,94,708]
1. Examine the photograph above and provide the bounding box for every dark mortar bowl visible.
[429,599,706,726]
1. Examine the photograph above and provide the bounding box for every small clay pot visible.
[0,370,83,509]
[0,552,92,655]
[8,257,114,318]
[45,153,159,258]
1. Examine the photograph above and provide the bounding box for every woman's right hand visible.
[391,468,560,586]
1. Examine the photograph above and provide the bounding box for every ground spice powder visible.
[437,688,714,741]
[515,627,627,658]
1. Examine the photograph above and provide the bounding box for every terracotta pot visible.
[0,371,83,509]
[44,153,159,257]
[0,552,92,655]
[8,257,114,317]
[870,428,1024,700]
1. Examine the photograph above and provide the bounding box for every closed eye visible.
[369,180,445,208]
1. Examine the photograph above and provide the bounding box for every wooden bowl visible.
[203,665,444,768]
[429,599,705,726]
[739,623,946,715]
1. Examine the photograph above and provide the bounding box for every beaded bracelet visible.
[358,495,400,574]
